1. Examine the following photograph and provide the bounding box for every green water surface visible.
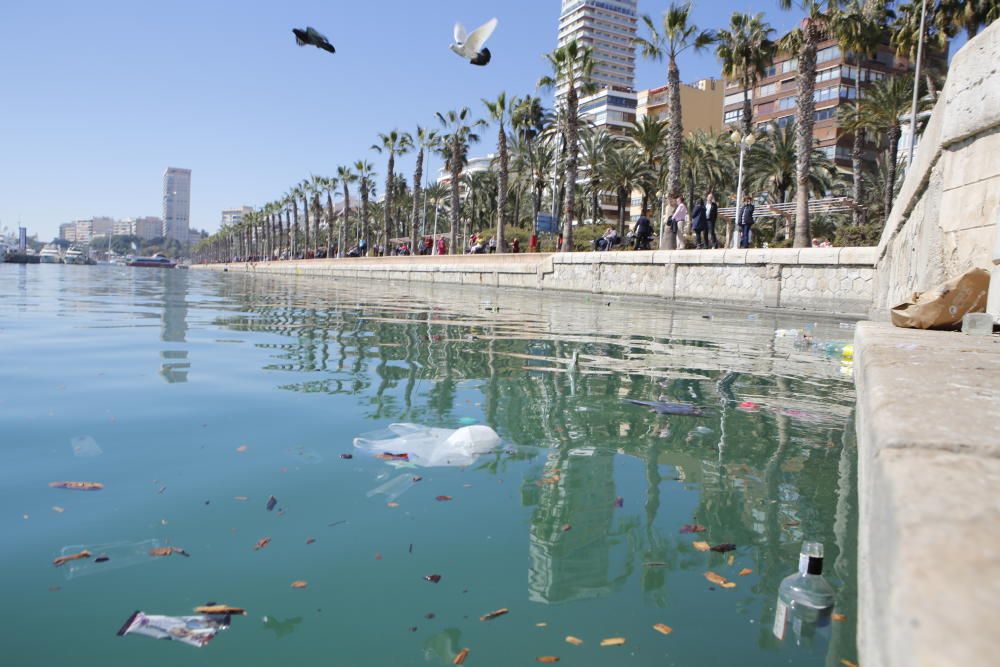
[1,264,858,666]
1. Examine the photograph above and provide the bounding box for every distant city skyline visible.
[0,1,961,241]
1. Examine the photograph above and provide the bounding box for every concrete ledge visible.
[196,245,878,316]
[854,321,1000,667]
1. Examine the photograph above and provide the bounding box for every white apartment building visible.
[221,206,253,228]
[133,216,163,240]
[556,0,638,102]
[163,167,191,242]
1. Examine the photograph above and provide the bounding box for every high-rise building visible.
[221,206,253,228]
[556,0,638,101]
[721,36,944,172]
[163,167,191,242]
[59,222,77,243]
[637,79,725,133]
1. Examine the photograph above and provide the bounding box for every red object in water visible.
[738,401,759,411]
[424,574,442,583]
[435,495,453,502]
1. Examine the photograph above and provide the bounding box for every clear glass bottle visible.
[773,542,836,645]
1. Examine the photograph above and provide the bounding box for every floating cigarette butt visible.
[195,605,246,615]
[480,608,508,621]
[290,581,308,589]
[453,648,469,665]
[254,537,271,551]
[49,481,103,491]
[53,550,91,567]
[600,637,626,647]
[565,636,583,646]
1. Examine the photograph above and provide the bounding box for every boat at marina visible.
[63,246,89,265]
[127,253,176,268]
[39,244,63,264]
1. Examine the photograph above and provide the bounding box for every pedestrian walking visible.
[738,195,755,249]
[691,198,707,249]
[705,193,719,249]
[672,195,689,249]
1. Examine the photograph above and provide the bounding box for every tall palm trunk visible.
[884,125,901,222]
[291,202,299,258]
[449,139,461,255]
[360,182,371,256]
[793,28,818,248]
[301,197,310,256]
[562,85,579,252]
[851,63,866,226]
[591,180,600,225]
[384,154,395,254]
[496,126,508,252]
[664,56,683,250]
[285,209,292,257]
[326,192,335,258]
[342,183,351,258]
[410,147,424,253]
[741,77,753,137]
[617,187,628,237]
[313,195,321,257]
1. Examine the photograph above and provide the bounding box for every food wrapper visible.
[117,610,229,648]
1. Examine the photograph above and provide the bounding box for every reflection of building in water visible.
[527,452,624,604]
[159,271,189,382]
[160,350,189,383]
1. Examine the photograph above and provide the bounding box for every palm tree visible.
[601,144,655,237]
[637,2,714,249]
[285,191,300,258]
[318,176,339,258]
[409,126,438,253]
[941,0,1000,39]
[511,96,550,232]
[856,74,923,220]
[484,92,516,252]
[436,107,485,254]
[778,0,838,248]
[715,12,775,137]
[354,160,376,255]
[580,129,615,225]
[372,130,413,253]
[832,0,889,226]
[294,182,312,256]
[627,115,669,213]
[336,165,356,257]
[538,40,596,252]
[891,2,950,101]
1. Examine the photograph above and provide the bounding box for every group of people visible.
[621,193,757,251]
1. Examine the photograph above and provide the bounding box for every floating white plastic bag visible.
[117,610,229,648]
[70,435,102,458]
[354,423,500,467]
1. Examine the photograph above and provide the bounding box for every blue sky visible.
[0,1,809,240]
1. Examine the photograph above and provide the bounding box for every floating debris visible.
[436,495,453,502]
[832,613,848,622]
[480,608,509,621]
[306,538,316,545]
[739,568,753,576]
[623,399,705,416]
[117,610,231,648]
[290,581,308,589]
[536,657,559,663]
[236,445,248,453]
[266,496,277,512]
[600,637,626,647]
[53,550,91,567]
[453,648,470,665]
[253,537,271,551]
[692,541,710,552]
[710,543,737,553]
[195,605,246,615]
[52,506,65,513]
[680,524,706,534]
[149,546,190,558]
[565,636,583,646]
[49,481,103,491]
[704,571,736,589]
[652,623,673,636]
[561,524,572,532]
[614,496,624,508]
[95,555,110,563]
[424,574,442,583]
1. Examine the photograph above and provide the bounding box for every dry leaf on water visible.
[149,546,190,557]
[53,550,91,567]
[680,524,706,534]
[653,623,673,636]
[739,568,753,576]
[692,541,710,552]
[832,613,847,622]
[704,571,736,588]
[376,453,409,461]
[435,495,453,502]
[195,605,246,615]
[710,543,736,552]
[290,581,308,589]
[253,537,271,551]
[565,636,583,646]
[480,608,509,621]
[727,553,735,566]
[49,481,103,491]
[536,657,560,663]
[600,637,626,647]
[453,648,469,665]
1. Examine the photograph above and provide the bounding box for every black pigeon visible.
[292,27,335,54]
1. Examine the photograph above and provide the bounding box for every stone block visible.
[938,176,1000,234]
[941,131,1000,192]
[722,249,748,264]
[838,246,878,266]
[651,250,685,265]
[798,247,841,265]
[744,249,770,264]
[940,21,1000,147]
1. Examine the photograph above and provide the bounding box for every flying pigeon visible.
[450,18,497,66]
[292,27,335,54]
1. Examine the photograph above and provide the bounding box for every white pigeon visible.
[450,18,498,66]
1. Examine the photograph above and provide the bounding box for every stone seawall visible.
[196,246,877,317]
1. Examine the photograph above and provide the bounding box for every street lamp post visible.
[730,130,756,248]
[907,0,928,168]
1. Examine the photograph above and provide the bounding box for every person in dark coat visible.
[691,198,708,249]
[738,195,755,249]
[705,193,719,248]
[633,209,653,250]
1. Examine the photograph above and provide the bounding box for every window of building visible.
[757,82,777,97]
[817,45,841,63]
[819,146,836,159]
[755,102,774,115]
[814,86,839,103]
[775,114,795,128]
[814,107,837,122]
[724,91,749,106]
[777,95,796,110]
[724,109,741,123]
[816,66,839,83]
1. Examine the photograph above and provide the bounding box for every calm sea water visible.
[1,263,858,667]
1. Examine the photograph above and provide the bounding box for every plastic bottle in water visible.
[773,542,836,648]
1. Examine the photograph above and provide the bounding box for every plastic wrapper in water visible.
[70,435,102,458]
[366,473,416,501]
[59,539,163,579]
[354,423,500,467]
[117,610,229,648]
